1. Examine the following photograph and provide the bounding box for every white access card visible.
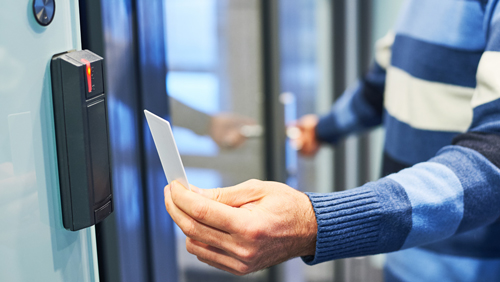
[144,110,190,190]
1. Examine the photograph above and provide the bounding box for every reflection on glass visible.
[173,126,219,156]
[165,0,217,69]
[168,72,220,114]
[107,97,144,230]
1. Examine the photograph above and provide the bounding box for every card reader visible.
[51,50,113,231]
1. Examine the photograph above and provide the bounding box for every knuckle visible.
[241,179,262,195]
[236,264,252,275]
[248,228,262,241]
[243,223,263,242]
[181,219,197,237]
[185,240,195,255]
[228,267,245,276]
[246,179,261,186]
[212,188,224,203]
[192,202,210,221]
[237,247,256,263]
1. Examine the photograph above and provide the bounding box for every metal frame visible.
[357,0,374,186]
[262,0,286,185]
[260,0,287,281]
[330,1,383,281]
[332,0,348,193]
[330,0,373,192]
[331,1,348,280]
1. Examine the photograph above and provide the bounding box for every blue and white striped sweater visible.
[304,0,500,281]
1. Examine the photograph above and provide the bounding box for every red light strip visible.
[81,59,92,93]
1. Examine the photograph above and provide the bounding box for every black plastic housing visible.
[51,50,113,231]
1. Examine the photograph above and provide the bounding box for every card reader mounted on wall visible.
[51,50,113,231]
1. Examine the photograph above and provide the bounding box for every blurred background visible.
[0,0,403,281]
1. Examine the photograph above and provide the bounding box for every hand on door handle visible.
[164,179,317,276]
[288,114,320,156]
[210,113,260,149]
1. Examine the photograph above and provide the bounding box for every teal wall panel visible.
[0,1,99,281]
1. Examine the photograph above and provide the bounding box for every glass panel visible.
[279,0,335,281]
[164,0,266,281]
[0,1,99,281]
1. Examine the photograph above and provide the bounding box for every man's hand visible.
[164,179,317,276]
[288,114,320,157]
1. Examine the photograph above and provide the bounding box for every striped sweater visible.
[302,0,500,281]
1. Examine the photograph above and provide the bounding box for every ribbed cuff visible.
[302,187,382,265]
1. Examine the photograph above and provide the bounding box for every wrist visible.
[315,113,341,144]
[297,192,318,257]
[302,187,382,265]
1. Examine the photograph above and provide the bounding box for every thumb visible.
[194,179,264,207]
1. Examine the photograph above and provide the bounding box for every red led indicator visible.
[81,59,92,93]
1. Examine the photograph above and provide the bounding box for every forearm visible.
[169,97,211,136]
[302,178,409,264]
[316,63,387,144]
[303,143,500,265]
[316,33,392,144]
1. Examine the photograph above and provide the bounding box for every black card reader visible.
[51,50,113,231]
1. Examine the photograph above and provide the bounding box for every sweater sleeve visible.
[315,32,394,143]
[303,2,500,265]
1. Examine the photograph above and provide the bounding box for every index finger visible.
[170,181,249,234]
